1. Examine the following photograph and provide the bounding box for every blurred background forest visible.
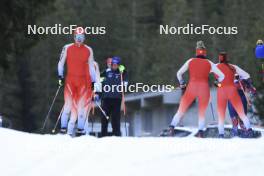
[0,0,264,132]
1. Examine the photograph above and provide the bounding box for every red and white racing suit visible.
[170,57,224,130]
[58,43,96,135]
[216,63,251,134]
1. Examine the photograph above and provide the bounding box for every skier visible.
[100,56,128,137]
[255,39,264,59]
[227,73,257,136]
[100,57,126,82]
[57,26,98,136]
[100,57,112,82]
[216,52,255,138]
[106,57,112,70]
[168,41,225,137]
[83,57,113,136]
[255,39,264,82]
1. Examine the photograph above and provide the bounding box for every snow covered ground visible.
[1,128,264,176]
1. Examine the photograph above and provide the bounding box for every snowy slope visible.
[0,128,264,176]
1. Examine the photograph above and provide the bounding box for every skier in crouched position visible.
[57,27,98,136]
[168,41,224,137]
[216,52,256,138]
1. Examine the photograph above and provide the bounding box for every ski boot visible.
[196,130,205,138]
[241,128,256,138]
[218,134,225,138]
[59,127,67,134]
[167,125,175,136]
[238,119,246,131]
[75,128,85,137]
[231,128,239,137]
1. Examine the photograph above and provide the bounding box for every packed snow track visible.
[0,128,264,176]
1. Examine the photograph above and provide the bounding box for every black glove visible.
[242,78,253,89]
[179,80,187,90]
[58,76,64,86]
[235,74,240,81]
[91,82,95,90]
[92,93,100,102]
[214,80,222,88]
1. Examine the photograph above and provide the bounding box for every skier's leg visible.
[239,89,248,114]
[197,88,210,130]
[60,83,73,132]
[227,100,239,131]
[217,89,228,135]
[67,103,78,135]
[83,87,93,135]
[101,99,110,137]
[76,86,88,133]
[229,91,251,130]
[237,89,247,130]
[67,84,78,135]
[84,103,92,135]
[170,90,195,127]
[111,98,122,136]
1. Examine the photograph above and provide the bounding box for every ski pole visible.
[91,112,94,133]
[120,73,128,136]
[51,105,64,133]
[91,92,95,115]
[83,93,94,135]
[89,93,95,134]
[120,73,126,115]
[94,100,109,120]
[91,99,95,133]
[169,86,182,91]
[41,85,62,132]
[210,101,216,121]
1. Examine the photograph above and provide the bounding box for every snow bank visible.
[0,128,263,176]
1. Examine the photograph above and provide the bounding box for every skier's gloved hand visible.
[91,82,95,90]
[119,65,126,73]
[122,81,128,87]
[234,74,240,81]
[214,80,222,88]
[179,80,186,90]
[93,93,100,102]
[58,76,64,86]
[100,77,105,82]
[242,78,253,89]
[234,74,240,85]
[94,82,102,93]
